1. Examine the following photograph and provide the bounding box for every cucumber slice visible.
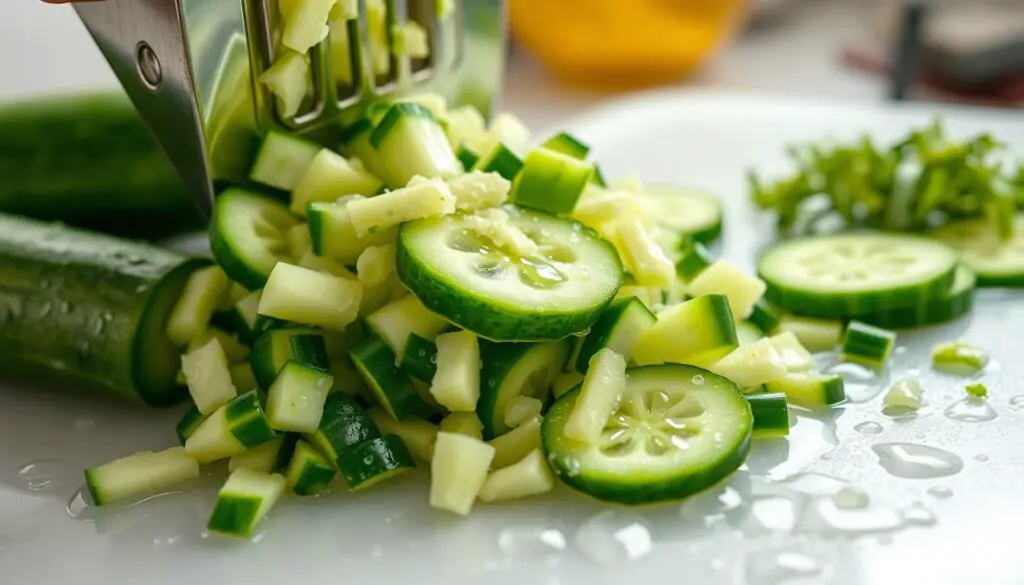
[563,349,627,444]
[368,408,439,461]
[307,199,398,265]
[709,337,787,388]
[489,416,542,469]
[541,132,590,160]
[765,372,846,409]
[686,260,767,320]
[930,214,1024,286]
[365,294,450,357]
[745,392,790,437]
[399,333,438,382]
[776,314,842,353]
[85,447,199,506]
[350,336,432,421]
[258,262,362,331]
[542,364,752,505]
[840,321,896,367]
[851,265,975,329]
[633,294,738,367]
[337,434,416,491]
[369,103,461,188]
[210,188,296,290]
[285,440,337,495]
[576,296,657,373]
[266,361,334,432]
[229,434,297,474]
[304,391,380,462]
[447,171,512,212]
[291,149,384,216]
[185,390,276,463]
[675,242,715,282]
[430,432,495,515]
[641,185,724,246]
[206,468,287,538]
[477,340,570,439]
[166,265,230,346]
[478,448,555,503]
[176,405,207,445]
[250,329,330,390]
[472,142,524,181]
[430,330,481,411]
[511,147,593,214]
[180,337,238,415]
[398,207,623,341]
[757,233,959,318]
[735,321,766,346]
[440,411,485,440]
[249,130,320,192]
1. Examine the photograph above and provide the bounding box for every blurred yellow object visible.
[509,0,752,88]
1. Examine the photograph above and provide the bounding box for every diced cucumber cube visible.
[613,217,675,288]
[249,130,320,191]
[369,103,462,188]
[258,262,362,331]
[250,328,330,390]
[304,391,380,462]
[266,361,334,432]
[345,177,456,237]
[167,265,230,346]
[350,336,432,421]
[430,432,495,515]
[185,390,276,463]
[440,411,484,440]
[229,434,294,474]
[286,440,337,495]
[633,294,738,367]
[366,294,450,357]
[176,405,207,445]
[85,447,199,506]
[291,149,384,216]
[308,198,398,264]
[207,468,287,538]
[445,105,487,151]
[181,337,238,415]
[709,337,788,388]
[766,372,846,409]
[337,434,416,491]
[369,408,439,462]
[430,331,481,412]
[686,260,767,320]
[281,0,336,53]
[187,327,250,364]
[541,131,590,160]
[768,331,813,372]
[355,244,396,287]
[478,448,554,502]
[503,396,543,429]
[258,51,310,119]
[472,142,524,181]
[488,113,531,154]
[512,147,592,214]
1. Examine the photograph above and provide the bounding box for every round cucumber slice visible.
[209,188,296,290]
[397,206,623,341]
[930,214,1024,287]
[478,339,571,439]
[757,233,958,318]
[851,265,975,329]
[542,364,752,505]
[642,184,723,245]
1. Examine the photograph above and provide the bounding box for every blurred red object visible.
[843,46,1024,108]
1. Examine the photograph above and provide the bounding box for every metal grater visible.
[71,0,506,217]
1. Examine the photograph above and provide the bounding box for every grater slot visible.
[372,0,401,95]
[405,0,438,82]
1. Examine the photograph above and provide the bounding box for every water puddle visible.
[943,398,997,423]
[574,510,653,565]
[871,443,964,479]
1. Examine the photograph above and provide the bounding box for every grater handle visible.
[72,0,217,218]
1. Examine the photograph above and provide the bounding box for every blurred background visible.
[501,0,1023,129]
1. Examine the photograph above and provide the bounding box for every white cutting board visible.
[4,4,1024,585]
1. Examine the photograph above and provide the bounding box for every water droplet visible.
[854,421,884,435]
[102,311,114,322]
[710,557,726,571]
[902,504,936,526]
[872,443,964,479]
[498,527,566,561]
[1010,395,1024,409]
[66,487,95,520]
[38,301,52,318]
[944,398,998,423]
[681,484,744,521]
[742,548,827,585]
[823,360,888,402]
[795,497,905,536]
[574,510,653,566]
[832,487,870,510]
[974,454,989,462]
[927,486,953,499]
[153,534,182,546]
[17,459,63,492]
[691,375,705,385]
[744,497,799,533]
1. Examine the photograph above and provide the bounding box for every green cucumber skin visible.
[744,392,790,436]
[250,330,330,390]
[400,333,439,382]
[350,336,433,421]
[337,434,416,490]
[176,405,207,445]
[206,495,262,536]
[0,92,201,238]
[849,267,975,329]
[477,339,571,440]
[226,390,278,447]
[304,392,381,462]
[0,213,206,406]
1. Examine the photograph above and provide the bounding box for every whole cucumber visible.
[0,91,203,238]
[0,213,207,406]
